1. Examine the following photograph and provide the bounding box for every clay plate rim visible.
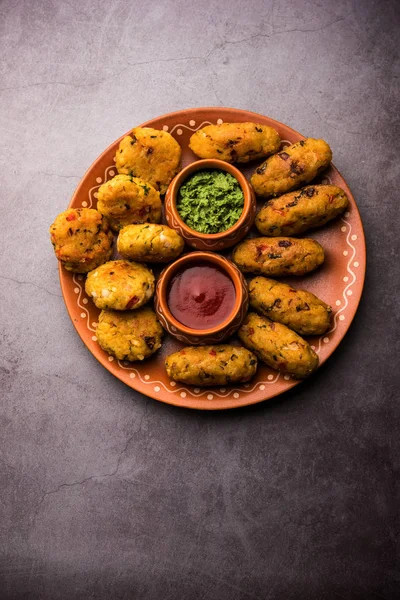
[59,107,366,410]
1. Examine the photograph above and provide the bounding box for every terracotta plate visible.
[60,107,366,410]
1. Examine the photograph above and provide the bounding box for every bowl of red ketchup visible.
[155,251,249,345]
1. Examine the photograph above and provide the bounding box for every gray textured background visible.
[1,0,399,598]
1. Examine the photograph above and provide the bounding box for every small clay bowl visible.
[154,251,249,345]
[164,159,257,251]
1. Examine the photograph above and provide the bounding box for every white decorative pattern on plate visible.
[167,120,212,134]
[85,166,116,209]
[73,274,95,332]
[116,358,281,397]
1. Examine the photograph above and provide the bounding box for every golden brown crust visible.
[255,185,349,236]
[251,138,332,198]
[189,122,281,163]
[165,345,258,386]
[238,312,319,379]
[249,276,332,335]
[115,127,182,194]
[97,174,162,231]
[49,208,113,273]
[96,307,163,361]
[85,260,155,311]
[232,237,324,276]
[117,224,184,263]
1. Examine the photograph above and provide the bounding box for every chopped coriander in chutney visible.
[177,169,244,234]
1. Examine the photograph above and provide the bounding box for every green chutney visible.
[177,169,244,234]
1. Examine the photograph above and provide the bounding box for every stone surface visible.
[0,0,399,598]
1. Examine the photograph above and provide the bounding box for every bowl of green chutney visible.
[164,159,257,251]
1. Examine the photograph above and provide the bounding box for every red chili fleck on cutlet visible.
[66,213,76,221]
[209,350,217,356]
[126,295,139,309]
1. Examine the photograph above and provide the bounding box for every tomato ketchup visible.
[167,262,236,330]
